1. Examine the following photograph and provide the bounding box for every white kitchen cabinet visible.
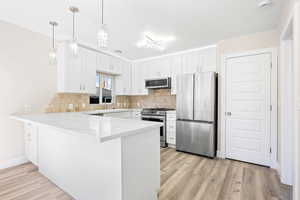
[57,42,96,94]
[108,56,121,74]
[131,110,141,119]
[166,111,176,146]
[201,47,217,72]
[169,56,182,95]
[24,123,39,166]
[115,61,132,95]
[181,51,203,74]
[103,110,142,119]
[147,58,171,79]
[131,63,148,95]
[81,48,97,94]
[103,111,132,119]
[96,53,109,72]
[96,53,121,75]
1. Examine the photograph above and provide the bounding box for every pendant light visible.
[97,0,108,49]
[69,6,79,56]
[49,21,58,65]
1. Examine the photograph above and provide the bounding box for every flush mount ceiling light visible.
[258,0,272,8]
[136,32,176,51]
[49,21,58,65]
[97,0,109,49]
[69,6,79,57]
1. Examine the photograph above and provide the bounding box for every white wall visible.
[280,0,299,31]
[0,20,56,168]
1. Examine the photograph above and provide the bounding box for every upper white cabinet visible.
[130,47,217,95]
[57,42,96,94]
[147,58,171,79]
[57,42,216,96]
[81,48,97,94]
[96,54,121,75]
[169,56,182,95]
[201,47,217,72]
[131,63,148,95]
[115,60,132,95]
[181,51,203,74]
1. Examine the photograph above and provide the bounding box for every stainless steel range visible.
[141,108,175,148]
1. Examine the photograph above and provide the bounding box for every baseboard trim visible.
[0,156,28,170]
[217,151,226,159]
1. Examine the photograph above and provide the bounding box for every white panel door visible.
[226,53,271,166]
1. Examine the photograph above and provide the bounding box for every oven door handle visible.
[141,116,165,120]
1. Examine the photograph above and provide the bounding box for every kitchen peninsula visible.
[11,112,161,200]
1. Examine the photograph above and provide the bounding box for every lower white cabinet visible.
[166,111,176,146]
[103,112,132,119]
[103,110,141,120]
[24,123,39,166]
[131,110,141,119]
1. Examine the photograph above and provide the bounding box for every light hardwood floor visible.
[0,148,292,200]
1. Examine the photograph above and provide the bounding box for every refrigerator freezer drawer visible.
[176,120,216,157]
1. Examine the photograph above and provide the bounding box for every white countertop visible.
[11,112,161,143]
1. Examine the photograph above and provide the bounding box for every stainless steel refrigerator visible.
[176,72,217,157]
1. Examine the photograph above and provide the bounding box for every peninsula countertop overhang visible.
[11,112,162,142]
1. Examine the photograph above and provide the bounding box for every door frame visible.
[220,48,278,169]
[280,11,295,186]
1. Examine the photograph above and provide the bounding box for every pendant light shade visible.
[69,6,79,57]
[49,21,58,65]
[97,0,108,48]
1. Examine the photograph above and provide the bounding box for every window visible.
[94,72,115,104]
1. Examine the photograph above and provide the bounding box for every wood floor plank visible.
[0,148,292,200]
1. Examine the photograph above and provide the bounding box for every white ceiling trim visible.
[132,44,217,63]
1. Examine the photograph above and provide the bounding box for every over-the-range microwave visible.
[145,77,171,89]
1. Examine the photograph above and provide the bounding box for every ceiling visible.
[0,0,282,60]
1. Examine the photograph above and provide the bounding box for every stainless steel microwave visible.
[145,77,171,89]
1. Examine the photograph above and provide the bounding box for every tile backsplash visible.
[129,89,176,109]
[45,89,176,113]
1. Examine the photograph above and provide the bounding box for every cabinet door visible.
[64,46,82,93]
[115,60,131,95]
[146,59,170,79]
[123,62,132,95]
[170,56,182,95]
[96,54,109,72]
[159,58,171,77]
[201,47,217,72]
[131,64,148,95]
[182,52,202,74]
[108,57,122,74]
[25,123,38,166]
[81,48,96,94]
[167,114,176,145]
